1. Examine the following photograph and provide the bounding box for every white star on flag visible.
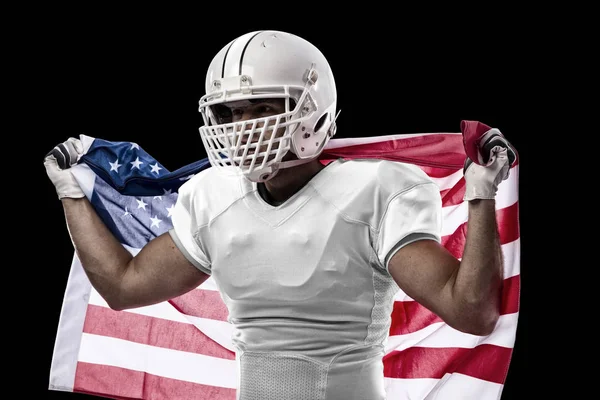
[130,143,140,150]
[150,163,162,174]
[136,198,147,210]
[166,204,175,217]
[150,216,162,228]
[130,157,143,169]
[109,159,122,172]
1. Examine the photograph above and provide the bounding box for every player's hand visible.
[463,128,515,201]
[44,137,86,200]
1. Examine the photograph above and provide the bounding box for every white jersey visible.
[169,158,442,400]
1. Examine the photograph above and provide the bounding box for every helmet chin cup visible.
[245,163,280,183]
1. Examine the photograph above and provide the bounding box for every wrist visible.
[61,197,87,204]
[57,189,85,200]
[466,198,495,207]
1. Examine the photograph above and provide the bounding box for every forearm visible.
[61,197,132,306]
[453,199,504,330]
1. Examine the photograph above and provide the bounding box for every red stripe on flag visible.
[74,362,236,400]
[322,134,520,172]
[389,301,443,335]
[383,344,513,384]
[501,275,520,315]
[170,288,229,321]
[496,203,520,245]
[321,134,467,169]
[440,178,466,207]
[417,165,461,178]
[83,305,234,359]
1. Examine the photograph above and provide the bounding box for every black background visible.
[24,9,549,400]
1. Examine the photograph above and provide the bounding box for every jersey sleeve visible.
[168,179,212,275]
[375,173,443,272]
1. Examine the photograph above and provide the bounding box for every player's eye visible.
[211,104,233,123]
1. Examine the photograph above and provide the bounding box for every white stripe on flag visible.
[430,169,463,191]
[72,163,98,199]
[502,238,521,279]
[384,373,504,400]
[49,254,93,392]
[88,289,237,352]
[78,333,238,389]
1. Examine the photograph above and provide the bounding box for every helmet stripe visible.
[221,39,236,79]
[238,31,264,75]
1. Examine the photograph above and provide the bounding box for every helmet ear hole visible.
[313,113,329,133]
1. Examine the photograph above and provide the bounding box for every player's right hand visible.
[44,137,86,200]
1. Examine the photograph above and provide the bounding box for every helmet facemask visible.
[199,81,329,182]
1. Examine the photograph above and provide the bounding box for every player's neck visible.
[261,159,326,205]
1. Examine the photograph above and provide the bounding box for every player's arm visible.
[388,129,513,336]
[388,199,503,336]
[61,197,209,310]
[45,137,209,311]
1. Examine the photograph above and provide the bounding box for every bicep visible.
[118,232,210,309]
[387,238,459,321]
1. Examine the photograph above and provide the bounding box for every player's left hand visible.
[463,128,515,201]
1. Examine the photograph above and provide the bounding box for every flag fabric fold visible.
[48,125,520,400]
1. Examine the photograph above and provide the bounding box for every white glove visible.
[463,128,513,201]
[44,137,86,200]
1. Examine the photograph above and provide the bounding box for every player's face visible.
[212,98,292,163]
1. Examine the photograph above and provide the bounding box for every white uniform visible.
[169,158,442,400]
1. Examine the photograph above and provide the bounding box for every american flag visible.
[48,122,520,399]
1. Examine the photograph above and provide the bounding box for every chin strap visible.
[277,155,319,170]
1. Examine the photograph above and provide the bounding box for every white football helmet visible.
[198,30,339,182]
